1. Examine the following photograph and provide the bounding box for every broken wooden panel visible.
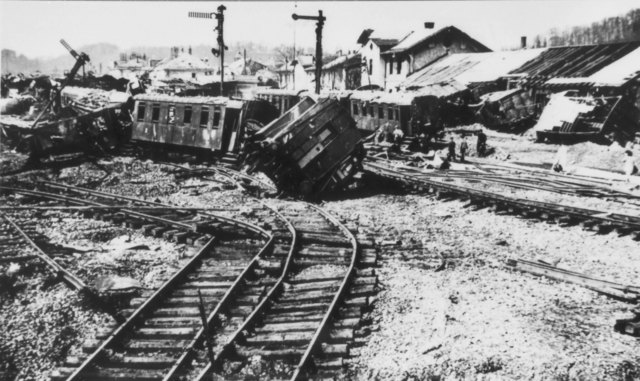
[475,88,538,131]
[244,97,364,198]
[532,91,627,143]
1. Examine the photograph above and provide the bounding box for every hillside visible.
[533,8,640,47]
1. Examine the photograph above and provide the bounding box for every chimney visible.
[521,36,527,49]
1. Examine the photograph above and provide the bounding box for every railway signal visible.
[292,10,325,94]
[189,5,228,95]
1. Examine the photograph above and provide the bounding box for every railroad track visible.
[366,154,640,206]
[147,163,380,379]
[364,158,640,239]
[3,164,379,380]
[0,210,88,292]
[0,182,282,381]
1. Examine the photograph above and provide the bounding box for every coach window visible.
[213,107,222,128]
[378,105,385,119]
[369,105,374,117]
[168,105,176,124]
[151,103,160,122]
[352,102,359,116]
[200,107,210,128]
[183,106,192,124]
[137,103,146,121]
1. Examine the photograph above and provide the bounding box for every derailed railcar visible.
[244,96,364,198]
[1,107,120,157]
[131,94,248,157]
[327,90,441,138]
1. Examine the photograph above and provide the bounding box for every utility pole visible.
[292,10,325,94]
[189,5,228,95]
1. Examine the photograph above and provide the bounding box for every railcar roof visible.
[134,94,244,108]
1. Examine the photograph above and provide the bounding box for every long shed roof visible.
[398,49,545,97]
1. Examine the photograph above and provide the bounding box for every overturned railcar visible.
[244,96,364,198]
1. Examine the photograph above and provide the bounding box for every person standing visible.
[460,137,468,162]
[477,129,487,157]
[447,137,456,162]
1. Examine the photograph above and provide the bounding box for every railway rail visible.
[366,153,640,206]
[0,210,88,292]
[2,160,379,380]
[364,157,640,239]
[149,162,379,380]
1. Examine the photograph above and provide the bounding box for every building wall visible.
[384,57,411,89]
[382,34,489,90]
[360,41,386,88]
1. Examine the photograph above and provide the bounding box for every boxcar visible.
[131,94,246,156]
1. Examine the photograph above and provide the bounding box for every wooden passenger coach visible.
[131,94,245,155]
[254,88,308,116]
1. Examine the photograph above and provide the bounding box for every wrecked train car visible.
[325,90,442,138]
[474,88,538,131]
[0,107,121,157]
[130,94,278,159]
[244,96,364,198]
[254,88,307,115]
[531,91,632,143]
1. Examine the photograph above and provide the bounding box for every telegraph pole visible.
[292,10,325,94]
[189,5,228,95]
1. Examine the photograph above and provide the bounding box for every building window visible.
[212,107,221,128]
[200,107,209,128]
[369,59,373,75]
[183,106,192,124]
[352,103,359,116]
[192,73,196,79]
[379,106,385,119]
[389,60,393,75]
[168,105,176,124]
[137,103,146,121]
[396,58,402,74]
[151,104,160,122]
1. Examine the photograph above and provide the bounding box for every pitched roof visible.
[398,49,546,98]
[400,49,545,90]
[153,53,213,72]
[357,29,375,45]
[509,41,640,86]
[383,26,491,56]
[370,38,400,52]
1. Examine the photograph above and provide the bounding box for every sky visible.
[1,1,639,59]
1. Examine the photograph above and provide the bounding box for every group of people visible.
[373,123,489,162]
[447,129,487,162]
